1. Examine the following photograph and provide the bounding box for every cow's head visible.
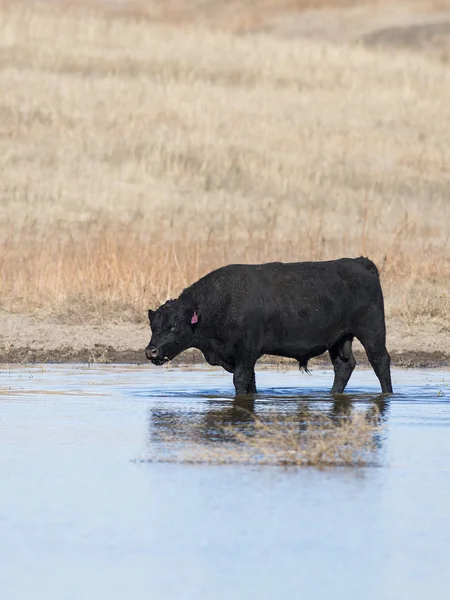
[145,299,198,365]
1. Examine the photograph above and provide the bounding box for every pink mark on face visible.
[191,311,199,325]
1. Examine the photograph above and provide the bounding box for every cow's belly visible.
[261,323,346,358]
[261,341,328,361]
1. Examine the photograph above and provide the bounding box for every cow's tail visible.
[356,256,379,277]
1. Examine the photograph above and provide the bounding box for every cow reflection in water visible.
[148,395,389,448]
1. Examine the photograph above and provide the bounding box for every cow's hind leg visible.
[356,331,393,394]
[329,336,356,394]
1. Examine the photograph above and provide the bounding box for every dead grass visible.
[0,3,449,326]
[149,406,382,467]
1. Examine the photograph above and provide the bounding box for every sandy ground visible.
[0,312,448,367]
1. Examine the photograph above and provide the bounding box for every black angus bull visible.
[145,257,393,396]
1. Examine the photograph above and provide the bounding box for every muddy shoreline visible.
[1,313,448,368]
[0,346,448,368]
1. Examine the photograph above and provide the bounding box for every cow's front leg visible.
[233,362,257,396]
[247,373,257,394]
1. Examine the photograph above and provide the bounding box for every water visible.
[1,364,450,600]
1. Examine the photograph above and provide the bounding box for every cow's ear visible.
[148,309,154,322]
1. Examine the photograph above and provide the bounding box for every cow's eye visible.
[170,326,177,331]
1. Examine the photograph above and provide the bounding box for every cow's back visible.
[183,257,382,344]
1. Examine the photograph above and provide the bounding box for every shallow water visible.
[1,364,450,600]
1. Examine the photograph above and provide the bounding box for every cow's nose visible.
[145,346,159,360]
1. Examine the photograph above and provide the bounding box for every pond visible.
[1,364,450,599]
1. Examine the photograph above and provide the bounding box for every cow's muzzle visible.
[145,346,168,365]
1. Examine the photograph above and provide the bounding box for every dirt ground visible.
[1,312,448,367]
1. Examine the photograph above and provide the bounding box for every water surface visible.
[1,365,450,600]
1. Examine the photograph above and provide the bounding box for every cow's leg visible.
[366,345,392,394]
[357,331,393,394]
[247,373,257,394]
[233,332,261,396]
[329,341,356,394]
[233,361,257,396]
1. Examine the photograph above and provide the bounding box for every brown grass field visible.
[0,0,449,362]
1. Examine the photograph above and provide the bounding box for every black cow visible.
[145,257,393,396]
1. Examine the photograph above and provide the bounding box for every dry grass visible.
[1,3,449,326]
[149,406,382,467]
